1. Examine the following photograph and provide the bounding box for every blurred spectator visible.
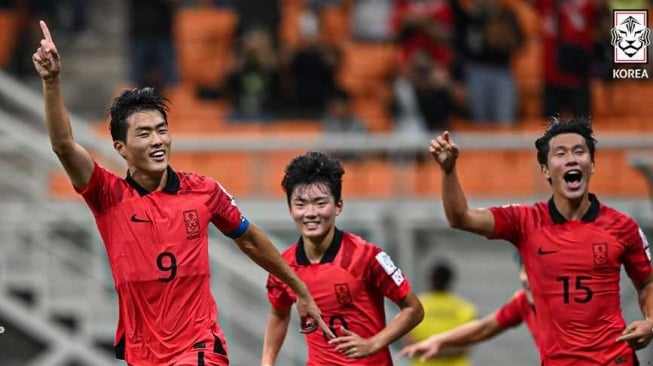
[5,0,57,77]
[65,0,97,47]
[233,0,281,46]
[321,89,368,161]
[392,0,454,70]
[536,0,600,118]
[127,0,179,90]
[393,51,457,136]
[278,9,341,119]
[225,28,281,121]
[451,0,523,125]
[405,261,477,366]
[350,0,395,42]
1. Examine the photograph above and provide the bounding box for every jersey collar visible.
[296,228,343,265]
[548,193,600,224]
[125,165,180,196]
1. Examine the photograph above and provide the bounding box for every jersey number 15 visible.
[556,275,593,304]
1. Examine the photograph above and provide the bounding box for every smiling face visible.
[113,110,171,175]
[289,183,342,244]
[541,133,594,201]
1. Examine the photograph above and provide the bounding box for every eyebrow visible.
[293,195,329,202]
[553,144,586,151]
[134,121,167,132]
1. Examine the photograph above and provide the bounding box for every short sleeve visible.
[207,181,250,238]
[367,249,411,303]
[488,204,526,244]
[623,223,652,285]
[495,291,527,328]
[74,161,119,214]
[266,274,296,310]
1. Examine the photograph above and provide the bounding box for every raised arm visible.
[33,20,94,189]
[430,131,495,237]
[234,223,333,337]
[399,312,506,362]
[261,306,292,366]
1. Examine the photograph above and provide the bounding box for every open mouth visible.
[563,169,583,190]
[149,150,166,162]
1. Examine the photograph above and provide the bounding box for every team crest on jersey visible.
[183,209,201,240]
[593,243,608,265]
[334,283,353,306]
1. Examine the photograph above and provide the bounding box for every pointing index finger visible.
[40,20,53,42]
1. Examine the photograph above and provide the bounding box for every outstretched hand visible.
[616,319,653,350]
[398,336,442,362]
[429,131,459,173]
[295,293,334,338]
[32,20,61,81]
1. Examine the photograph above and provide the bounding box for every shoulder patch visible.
[375,251,397,275]
[391,269,405,286]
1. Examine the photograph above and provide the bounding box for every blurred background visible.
[0,0,652,365]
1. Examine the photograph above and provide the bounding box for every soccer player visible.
[32,21,331,366]
[404,261,477,366]
[429,117,653,366]
[261,152,424,365]
[399,263,541,363]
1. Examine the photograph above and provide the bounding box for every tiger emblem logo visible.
[611,12,651,63]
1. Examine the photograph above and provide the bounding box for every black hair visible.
[535,116,596,166]
[430,262,454,292]
[282,151,344,205]
[108,87,169,142]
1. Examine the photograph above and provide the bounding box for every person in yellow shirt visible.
[405,261,477,366]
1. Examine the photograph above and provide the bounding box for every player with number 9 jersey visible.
[78,163,248,365]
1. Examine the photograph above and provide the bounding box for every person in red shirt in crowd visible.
[32,20,330,366]
[262,152,424,365]
[535,0,601,118]
[392,0,454,69]
[399,261,541,362]
[429,117,653,366]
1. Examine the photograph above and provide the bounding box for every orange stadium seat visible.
[341,158,394,198]
[171,152,254,197]
[0,10,19,67]
[259,151,308,198]
[174,7,239,88]
[338,42,398,98]
[513,41,543,120]
[280,0,305,48]
[319,4,350,46]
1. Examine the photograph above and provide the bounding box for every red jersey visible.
[76,162,249,366]
[391,0,454,67]
[495,290,540,353]
[489,194,651,366]
[535,0,598,87]
[267,229,411,365]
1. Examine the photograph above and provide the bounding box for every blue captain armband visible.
[223,215,250,239]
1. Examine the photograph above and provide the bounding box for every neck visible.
[130,167,168,192]
[302,227,336,263]
[553,193,590,221]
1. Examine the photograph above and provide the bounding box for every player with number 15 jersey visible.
[490,196,651,365]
